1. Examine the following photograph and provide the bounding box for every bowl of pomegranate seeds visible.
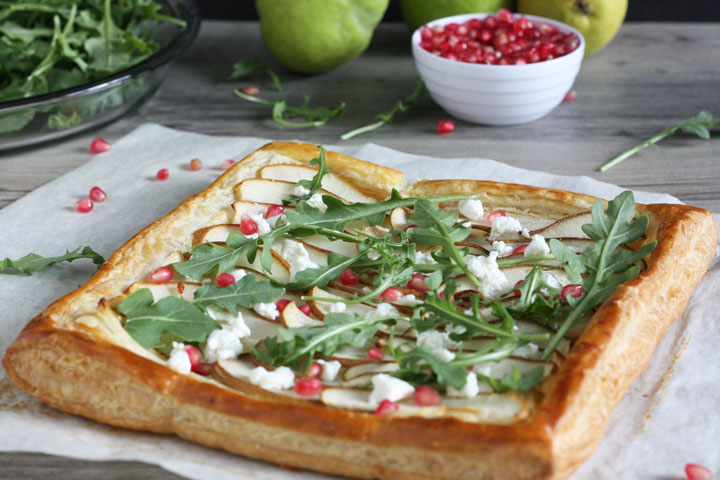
[412,9,584,126]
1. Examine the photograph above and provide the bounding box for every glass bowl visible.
[0,0,201,151]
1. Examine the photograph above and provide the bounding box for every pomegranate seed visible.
[378,287,402,303]
[480,29,492,43]
[445,22,458,32]
[514,57,528,65]
[437,120,455,135]
[420,27,433,41]
[513,279,524,296]
[90,137,110,154]
[413,386,441,406]
[156,168,169,181]
[240,214,258,236]
[561,284,584,300]
[265,204,285,218]
[193,362,214,376]
[295,377,323,397]
[486,209,506,225]
[339,268,359,286]
[512,244,527,255]
[468,19,482,30]
[189,158,203,171]
[215,272,236,288]
[276,299,291,313]
[374,399,399,416]
[441,51,458,61]
[88,186,107,202]
[404,224,419,232]
[496,9,513,22]
[685,464,713,480]
[299,304,312,316]
[564,90,578,102]
[367,347,384,360]
[242,85,259,96]
[407,273,428,293]
[221,159,235,170]
[74,198,93,213]
[438,291,455,302]
[184,345,202,369]
[148,266,174,284]
[306,362,322,378]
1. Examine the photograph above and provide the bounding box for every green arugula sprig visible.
[479,365,545,393]
[193,274,283,311]
[599,110,720,172]
[234,90,345,128]
[0,246,104,275]
[542,191,656,359]
[286,146,332,204]
[340,78,427,140]
[228,58,283,92]
[173,232,257,281]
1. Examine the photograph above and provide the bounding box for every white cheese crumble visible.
[204,329,243,363]
[521,227,531,239]
[458,199,484,221]
[447,371,480,398]
[249,366,295,390]
[395,294,423,307]
[293,185,310,197]
[281,240,319,281]
[464,252,509,299]
[316,359,342,382]
[206,305,252,338]
[489,240,515,257]
[513,343,541,359]
[253,302,279,320]
[432,348,456,362]
[413,250,437,265]
[167,342,191,374]
[330,302,347,313]
[365,302,400,319]
[228,268,248,282]
[367,249,381,261]
[417,330,461,350]
[307,193,328,213]
[489,215,524,240]
[249,213,272,236]
[524,234,550,257]
[369,373,415,406]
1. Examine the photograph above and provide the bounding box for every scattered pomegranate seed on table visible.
[276,299,291,313]
[685,464,713,480]
[378,287,402,303]
[90,137,110,154]
[89,186,107,202]
[486,209,506,225]
[298,304,312,316]
[147,266,174,284]
[156,168,170,181]
[73,198,93,213]
[242,85,259,96]
[215,272,236,288]
[564,90,578,102]
[339,268,359,286]
[295,377,323,397]
[240,214,258,235]
[437,120,455,135]
[221,159,235,170]
[265,204,285,218]
[374,399,399,416]
[189,158,203,171]
[366,347,384,360]
[419,10,580,65]
[306,362,323,379]
[414,386,442,406]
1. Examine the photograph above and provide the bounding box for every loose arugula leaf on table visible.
[340,78,428,140]
[480,366,545,393]
[173,232,257,281]
[286,146,332,204]
[599,110,720,172]
[193,274,283,311]
[119,288,219,349]
[228,58,283,92]
[234,90,345,128]
[0,246,104,275]
[542,191,656,359]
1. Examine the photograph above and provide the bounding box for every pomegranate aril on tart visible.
[90,137,110,154]
[156,168,169,181]
[339,268,359,286]
[295,378,323,397]
[513,279,524,296]
[486,209,506,225]
[276,299,291,312]
[685,463,713,480]
[561,284,584,300]
[306,362,322,379]
[193,362,214,376]
[298,304,312,316]
[265,204,285,218]
[184,345,202,369]
[437,120,455,135]
[240,214,258,235]
[89,186,107,202]
[512,244,528,255]
[414,386,442,406]
[74,198,93,213]
[189,158,203,171]
[215,272,236,288]
[221,159,235,170]
[378,287,402,303]
[367,347,384,360]
[374,399,399,416]
[148,266,174,284]
[407,272,428,293]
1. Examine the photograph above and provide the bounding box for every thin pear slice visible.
[389,207,411,230]
[230,200,274,220]
[329,346,393,364]
[280,301,322,329]
[300,234,358,257]
[531,212,592,238]
[258,164,377,203]
[235,247,290,283]
[193,224,245,247]
[307,286,375,319]
[321,387,377,411]
[235,178,338,204]
[126,281,200,302]
[343,361,399,381]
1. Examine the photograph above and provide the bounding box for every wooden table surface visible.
[1,20,719,479]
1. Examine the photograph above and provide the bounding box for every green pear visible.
[256,0,389,74]
[517,0,627,55]
[399,0,513,31]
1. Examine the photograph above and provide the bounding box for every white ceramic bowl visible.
[412,13,585,126]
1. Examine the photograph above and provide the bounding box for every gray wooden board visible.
[1,20,719,479]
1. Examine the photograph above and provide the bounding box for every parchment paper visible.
[1,124,717,479]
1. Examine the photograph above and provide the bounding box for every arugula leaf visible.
[286,146,332,204]
[174,233,257,281]
[119,288,219,349]
[479,366,545,393]
[391,346,469,390]
[542,191,656,359]
[193,274,283,311]
[228,58,283,92]
[0,246,104,275]
[508,266,563,318]
[288,252,361,291]
[234,90,345,128]
[341,78,427,140]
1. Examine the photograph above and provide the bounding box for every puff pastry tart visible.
[4,142,716,479]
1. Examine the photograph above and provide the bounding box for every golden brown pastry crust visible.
[3,142,716,479]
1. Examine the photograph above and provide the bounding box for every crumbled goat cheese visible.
[229,268,247,282]
[204,329,243,363]
[395,294,423,307]
[447,371,480,398]
[489,240,515,257]
[369,374,415,406]
[524,234,550,257]
[458,199,484,221]
[316,359,342,382]
[307,192,328,213]
[365,302,400,319]
[330,302,347,313]
[513,343,541,359]
[253,302,279,320]
[413,250,437,264]
[293,185,310,197]
[249,213,272,235]
[206,305,252,338]
[446,324,467,335]
[543,271,564,290]
[167,342,191,374]
[281,240,319,281]
[432,348,456,362]
[521,228,531,239]
[489,215,524,240]
[248,366,295,390]
[417,330,461,350]
[464,252,509,299]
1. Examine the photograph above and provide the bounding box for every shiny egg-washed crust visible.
[3,142,716,480]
